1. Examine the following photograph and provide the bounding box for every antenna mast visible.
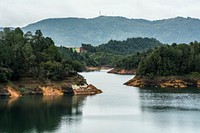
[99,10,101,16]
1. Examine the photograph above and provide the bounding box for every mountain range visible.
[12,16,200,46]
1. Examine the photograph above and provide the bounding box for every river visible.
[1,70,200,133]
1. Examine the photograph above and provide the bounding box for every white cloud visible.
[0,0,200,27]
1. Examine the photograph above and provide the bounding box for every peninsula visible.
[0,28,102,97]
[125,42,200,88]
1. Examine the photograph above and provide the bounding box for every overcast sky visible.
[1,0,200,27]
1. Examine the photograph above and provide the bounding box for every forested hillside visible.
[95,37,162,55]
[81,37,162,66]
[23,16,200,46]
[0,28,84,82]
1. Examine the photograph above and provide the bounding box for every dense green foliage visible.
[114,49,154,70]
[137,42,200,77]
[58,46,98,67]
[23,16,200,46]
[89,52,122,66]
[0,28,84,82]
[58,46,122,67]
[95,38,162,55]
[80,37,162,66]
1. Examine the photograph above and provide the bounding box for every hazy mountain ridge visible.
[22,16,200,46]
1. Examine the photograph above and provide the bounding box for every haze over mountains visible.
[11,16,200,46]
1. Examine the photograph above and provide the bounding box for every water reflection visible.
[0,95,86,133]
[139,87,200,112]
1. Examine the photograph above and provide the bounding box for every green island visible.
[0,28,102,97]
[125,42,200,88]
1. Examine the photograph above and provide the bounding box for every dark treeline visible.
[81,37,162,66]
[96,38,162,55]
[0,28,84,82]
[82,37,162,55]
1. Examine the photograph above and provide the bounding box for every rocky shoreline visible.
[124,76,200,88]
[0,74,102,97]
[108,68,135,75]
[86,67,101,72]
[86,66,112,72]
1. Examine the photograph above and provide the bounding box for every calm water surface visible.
[1,70,200,133]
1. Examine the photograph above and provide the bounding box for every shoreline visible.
[0,74,102,98]
[107,68,136,75]
[86,66,113,72]
[124,76,200,88]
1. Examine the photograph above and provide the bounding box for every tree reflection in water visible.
[0,95,87,133]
